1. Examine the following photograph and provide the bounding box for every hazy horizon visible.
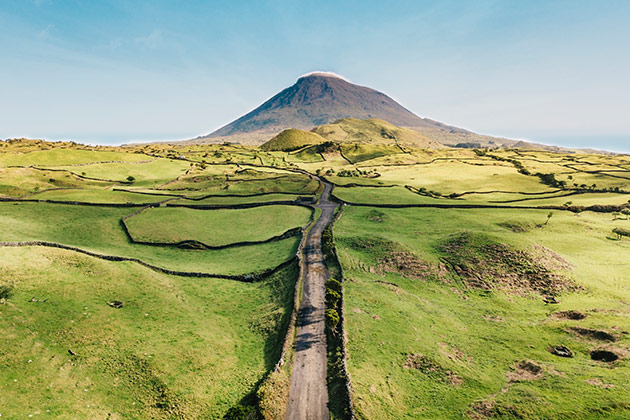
[1,0,629,152]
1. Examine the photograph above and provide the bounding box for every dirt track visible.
[285,180,338,420]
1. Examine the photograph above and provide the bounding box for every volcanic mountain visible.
[193,72,507,146]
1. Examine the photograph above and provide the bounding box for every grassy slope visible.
[313,118,439,149]
[126,205,312,246]
[0,246,297,419]
[260,129,326,151]
[335,206,630,419]
[0,149,152,166]
[0,203,298,275]
[54,159,191,187]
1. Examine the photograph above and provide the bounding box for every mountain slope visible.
[193,72,503,146]
[313,118,441,148]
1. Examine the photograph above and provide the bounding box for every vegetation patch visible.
[506,360,544,382]
[566,326,616,342]
[590,349,620,362]
[552,310,587,320]
[403,353,463,386]
[437,232,575,295]
[497,221,531,233]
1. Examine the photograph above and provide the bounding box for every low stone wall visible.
[0,240,297,282]
[327,205,356,419]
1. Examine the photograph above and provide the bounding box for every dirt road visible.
[285,180,338,420]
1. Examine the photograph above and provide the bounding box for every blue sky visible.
[1,0,629,151]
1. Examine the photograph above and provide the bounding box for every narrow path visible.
[286,180,338,420]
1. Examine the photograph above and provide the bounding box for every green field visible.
[0,246,297,419]
[1,137,629,419]
[335,206,630,419]
[125,205,312,246]
[0,202,300,276]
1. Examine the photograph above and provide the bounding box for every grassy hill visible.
[313,118,441,149]
[260,129,327,151]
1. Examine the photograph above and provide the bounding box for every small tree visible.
[126,176,135,182]
[545,212,554,225]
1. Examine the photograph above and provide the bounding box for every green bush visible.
[326,309,340,332]
[223,404,258,420]
[326,289,341,309]
[0,285,13,300]
[613,227,630,239]
[326,278,342,295]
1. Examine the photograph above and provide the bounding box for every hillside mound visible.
[438,232,576,295]
[260,129,326,151]
[313,118,441,149]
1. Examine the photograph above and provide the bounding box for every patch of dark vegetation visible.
[497,221,531,233]
[543,296,559,304]
[338,236,399,259]
[403,353,463,386]
[553,310,587,320]
[506,360,544,382]
[567,327,616,342]
[590,349,619,362]
[367,209,386,223]
[341,235,443,281]
[223,404,259,420]
[0,284,14,300]
[548,345,574,358]
[454,142,482,149]
[377,251,438,281]
[437,232,576,295]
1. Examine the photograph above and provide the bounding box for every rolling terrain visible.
[1,137,629,419]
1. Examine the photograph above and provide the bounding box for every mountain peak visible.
[297,71,349,81]
[198,73,438,144]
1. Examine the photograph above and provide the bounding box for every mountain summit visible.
[194,72,504,146]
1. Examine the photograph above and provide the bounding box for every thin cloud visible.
[135,29,163,49]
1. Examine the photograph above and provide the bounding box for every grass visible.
[0,246,298,419]
[125,205,312,246]
[0,148,152,166]
[27,188,168,204]
[260,129,326,151]
[0,167,113,197]
[54,158,191,187]
[334,206,630,419]
[0,202,299,275]
[2,138,630,419]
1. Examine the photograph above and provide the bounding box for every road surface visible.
[285,180,338,420]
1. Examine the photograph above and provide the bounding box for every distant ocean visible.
[524,135,630,154]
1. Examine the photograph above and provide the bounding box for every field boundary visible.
[120,206,305,250]
[0,240,297,281]
[325,204,356,419]
[332,197,630,213]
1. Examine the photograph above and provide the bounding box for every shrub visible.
[326,278,342,295]
[326,289,341,309]
[223,404,258,420]
[613,227,630,240]
[325,309,340,332]
[126,176,135,182]
[0,285,13,300]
